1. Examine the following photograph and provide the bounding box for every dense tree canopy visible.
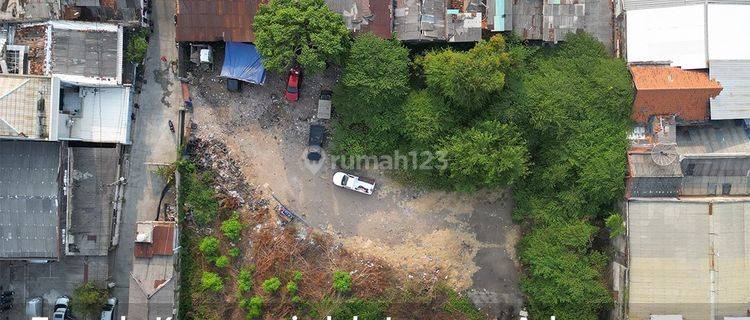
[331,33,411,157]
[253,0,350,74]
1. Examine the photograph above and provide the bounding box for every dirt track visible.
[187,59,524,317]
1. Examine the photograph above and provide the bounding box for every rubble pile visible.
[187,137,255,203]
[14,26,47,75]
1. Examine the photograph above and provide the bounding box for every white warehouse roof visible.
[626,4,750,69]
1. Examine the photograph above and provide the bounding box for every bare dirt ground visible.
[186,51,523,317]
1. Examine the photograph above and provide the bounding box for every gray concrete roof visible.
[51,28,119,80]
[676,121,750,156]
[68,146,119,256]
[0,140,60,259]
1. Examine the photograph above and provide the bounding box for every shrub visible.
[221,214,243,242]
[228,247,241,258]
[332,298,387,320]
[262,277,281,294]
[126,29,148,63]
[240,295,263,320]
[291,295,303,305]
[605,213,626,238]
[237,268,253,293]
[292,270,302,282]
[286,281,298,295]
[70,281,108,318]
[332,270,352,294]
[198,236,220,260]
[200,272,223,292]
[215,256,229,268]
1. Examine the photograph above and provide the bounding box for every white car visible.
[332,172,375,195]
[100,297,118,320]
[52,296,70,320]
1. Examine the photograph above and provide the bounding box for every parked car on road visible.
[52,296,70,319]
[332,172,375,195]
[100,297,118,320]
[285,66,302,101]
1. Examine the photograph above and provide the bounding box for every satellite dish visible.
[651,143,678,166]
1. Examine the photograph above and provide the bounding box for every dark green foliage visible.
[179,161,219,226]
[70,281,108,318]
[220,213,243,242]
[419,35,511,115]
[605,213,625,238]
[508,32,632,319]
[126,28,148,63]
[332,270,352,294]
[253,0,349,74]
[262,277,282,294]
[331,33,410,158]
[331,299,387,320]
[440,120,529,192]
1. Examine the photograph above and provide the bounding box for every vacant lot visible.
[188,61,523,317]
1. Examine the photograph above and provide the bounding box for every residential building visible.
[394,0,483,42]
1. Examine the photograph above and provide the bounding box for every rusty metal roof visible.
[176,0,260,42]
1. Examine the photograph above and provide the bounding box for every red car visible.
[285,66,302,101]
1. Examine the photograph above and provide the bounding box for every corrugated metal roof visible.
[0,140,60,259]
[709,60,750,120]
[628,200,750,319]
[676,121,750,155]
[176,0,259,42]
[623,0,702,11]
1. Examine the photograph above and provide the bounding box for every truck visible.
[332,172,375,195]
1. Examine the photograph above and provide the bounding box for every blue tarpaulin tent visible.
[221,42,266,84]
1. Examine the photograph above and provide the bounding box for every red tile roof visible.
[359,0,392,38]
[134,222,175,258]
[176,0,260,42]
[630,65,723,123]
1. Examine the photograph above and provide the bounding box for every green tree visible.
[331,33,410,158]
[253,0,349,74]
[70,281,108,318]
[261,277,281,294]
[220,214,243,242]
[419,35,511,115]
[519,221,613,319]
[440,121,529,192]
[198,236,220,260]
[400,90,455,146]
[200,272,224,292]
[332,270,352,294]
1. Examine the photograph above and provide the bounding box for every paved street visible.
[110,0,180,316]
